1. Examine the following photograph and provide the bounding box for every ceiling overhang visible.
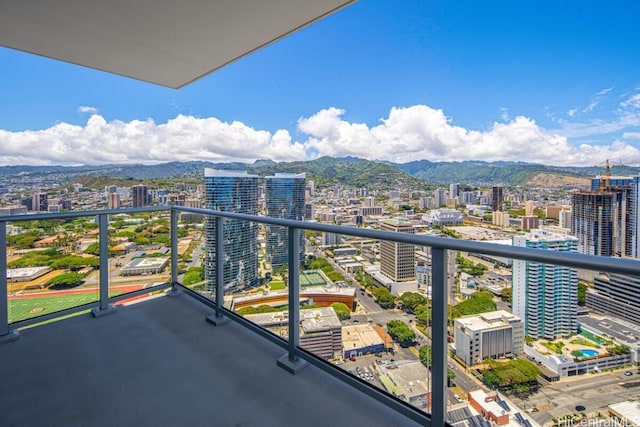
[0,0,356,88]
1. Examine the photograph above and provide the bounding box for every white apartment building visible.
[454,310,524,366]
[513,229,578,340]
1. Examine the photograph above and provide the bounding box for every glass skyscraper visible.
[265,173,306,270]
[512,230,578,340]
[204,169,259,292]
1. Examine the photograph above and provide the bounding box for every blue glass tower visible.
[204,169,259,292]
[265,173,306,270]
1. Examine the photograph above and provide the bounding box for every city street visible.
[508,370,640,425]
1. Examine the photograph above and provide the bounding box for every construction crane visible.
[593,159,640,192]
[593,159,612,192]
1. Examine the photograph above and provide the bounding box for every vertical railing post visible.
[0,220,19,343]
[91,214,116,317]
[431,247,447,426]
[170,208,179,285]
[277,226,308,374]
[207,215,229,325]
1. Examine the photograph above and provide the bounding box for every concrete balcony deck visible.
[0,292,422,427]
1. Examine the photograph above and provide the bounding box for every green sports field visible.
[9,291,123,323]
[299,271,326,287]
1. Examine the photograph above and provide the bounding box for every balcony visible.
[2,206,640,426]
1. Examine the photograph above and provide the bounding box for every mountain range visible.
[2,157,637,188]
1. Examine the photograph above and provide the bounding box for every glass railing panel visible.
[176,210,206,293]
[226,220,290,334]
[7,215,99,323]
[107,211,172,303]
[304,230,436,414]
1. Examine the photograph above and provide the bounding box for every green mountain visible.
[1,157,626,188]
[391,160,595,185]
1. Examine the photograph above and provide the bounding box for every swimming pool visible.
[578,349,599,358]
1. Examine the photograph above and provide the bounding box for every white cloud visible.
[78,106,98,115]
[567,108,578,117]
[595,87,614,96]
[621,93,640,109]
[500,107,510,122]
[1,105,639,167]
[299,105,640,166]
[583,100,598,113]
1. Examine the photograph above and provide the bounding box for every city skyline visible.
[1,1,640,167]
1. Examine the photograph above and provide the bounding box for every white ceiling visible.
[0,0,356,88]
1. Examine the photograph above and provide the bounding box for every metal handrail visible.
[2,205,640,427]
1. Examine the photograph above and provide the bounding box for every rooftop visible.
[0,293,422,427]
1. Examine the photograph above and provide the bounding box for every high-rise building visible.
[449,183,460,200]
[512,229,578,340]
[434,188,446,208]
[491,186,503,212]
[571,190,632,257]
[132,185,149,208]
[524,200,535,216]
[586,273,640,325]
[32,192,48,212]
[265,173,306,270]
[204,169,259,292]
[108,193,120,209]
[380,219,415,282]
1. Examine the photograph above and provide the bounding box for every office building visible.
[434,188,446,208]
[520,215,539,230]
[265,173,306,270]
[559,209,571,229]
[454,310,524,366]
[512,230,578,340]
[491,186,503,212]
[108,192,120,209]
[380,219,415,282]
[132,184,149,208]
[449,183,460,200]
[245,308,342,360]
[571,190,633,257]
[586,273,640,325]
[32,192,48,212]
[204,169,259,292]
[524,200,535,216]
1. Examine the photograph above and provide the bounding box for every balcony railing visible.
[3,206,640,426]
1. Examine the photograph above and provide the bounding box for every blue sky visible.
[1,0,640,166]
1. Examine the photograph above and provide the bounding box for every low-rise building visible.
[246,308,342,360]
[454,310,524,366]
[120,257,169,276]
[468,390,510,426]
[342,323,388,358]
[378,361,430,410]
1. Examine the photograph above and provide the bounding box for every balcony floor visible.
[0,292,423,427]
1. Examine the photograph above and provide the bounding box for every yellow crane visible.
[593,159,612,192]
[593,159,640,192]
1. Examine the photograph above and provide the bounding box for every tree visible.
[415,304,432,325]
[481,358,540,390]
[84,242,100,256]
[451,290,496,318]
[419,344,432,366]
[387,320,416,346]
[372,287,395,308]
[183,266,204,286]
[577,282,587,306]
[330,302,351,320]
[500,287,512,303]
[399,292,427,311]
[47,272,84,289]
